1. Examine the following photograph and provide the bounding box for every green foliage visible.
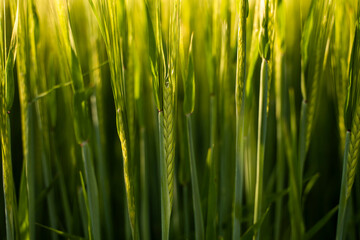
[1,0,360,240]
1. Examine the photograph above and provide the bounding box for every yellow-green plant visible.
[146,0,180,238]
[16,0,38,238]
[0,1,19,240]
[87,0,140,239]
[0,0,359,239]
[253,0,271,239]
[337,10,360,240]
[233,0,248,239]
[53,1,100,239]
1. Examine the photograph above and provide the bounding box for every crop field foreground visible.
[0,0,360,239]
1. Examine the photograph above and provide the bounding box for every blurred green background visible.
[1,0,360,239]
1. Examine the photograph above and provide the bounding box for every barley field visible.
[0,0,359,239]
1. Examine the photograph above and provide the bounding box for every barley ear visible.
[163,81,175,208]
[345,21,360,199]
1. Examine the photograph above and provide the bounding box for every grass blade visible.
[36,223,85,240]
[305,205,338,240]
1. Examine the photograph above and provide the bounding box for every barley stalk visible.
[299,0,334,187]
[337,10,360,240]
[233,0,247,238]
[0,114,18,240]
[253,0,270,239]
[205,10,218,231]
[35,76,58,240]
[89,55,113,240]
[186,114,204,240]
[88,0,140,238]
[16,0,38,238]
[53,1,102,239]
[253,58,268,240]
[244,0,260,207]
[147,0,179,238]
[206,93,217,240]
[87,4,113,238]
[117,102,139,239]
[205,4,217,232]
[33,24,59,240]
[47,59,72,233]
[0,1,19,239]
[130,1,150,237]
[273,3,287,238]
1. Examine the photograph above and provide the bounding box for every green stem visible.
[253,59,268,240]
[77,186,89,239]
[125,195,132,240]
[1,114,18,240]
[233,113,244,240]
[81,142,100,240]
[285,90,305,240]
[205,147,215,240]
[210,94,217,149]
[183,185,190,239]
[206,94,218,240]
[140,126,150,240]
[39,137,58,240]
[90,94,113,240]
[274,123,284,240]
[35,92,58,240]
[50,131,72,232]
[233,0,247,238]
[336,131,351,240]
[186,114,204,240]
[299,100,307,193]
[24,104,35,240]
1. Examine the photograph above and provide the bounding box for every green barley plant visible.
[337,8,360,240]
[331,0,356,155]
[1,0,360,239]
[233,0,248,238]
[273,2,285,239]
[146,0,181,239]
[182,34,205,240]
[203,0,220,238]
[299,0,334,190]
[16,0,38,238]
[253,0,272,238]
[0,1,19,240]
[53,1,101,239]
[243,0,259,211]
[87,0,140,239]
[85,3,113,239]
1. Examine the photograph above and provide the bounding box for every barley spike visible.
[163,81,175,208]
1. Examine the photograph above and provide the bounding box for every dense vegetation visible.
[0,0,360,239]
